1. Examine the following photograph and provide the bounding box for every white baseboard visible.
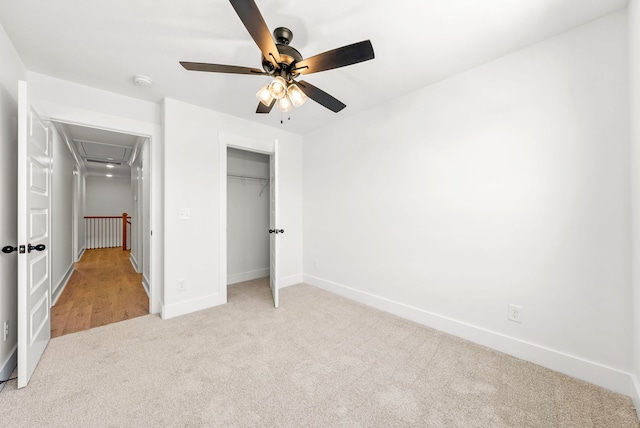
[161,293,225,320]
[130,253,139,272]
[632,375,640,420]
[304,274,633,397]
[144,274,162,315]
[226,272,302,289]
[0,345,17,392]
[52,263,74,306]
[280,273,303,288]
[142,274,150,297]
[227,268,269,285]
[76,247,85,261]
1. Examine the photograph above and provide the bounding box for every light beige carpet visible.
[0,279,638,427]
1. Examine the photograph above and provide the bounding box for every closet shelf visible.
[227,174,270,197]
[227,174,269,181]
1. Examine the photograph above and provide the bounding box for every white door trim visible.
[218,131,276,305]
[37,114,161,315]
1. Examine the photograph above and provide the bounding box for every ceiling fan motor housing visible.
[274,27,293,45]
[261,27,303,79]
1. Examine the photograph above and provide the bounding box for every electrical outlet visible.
[508,304,523,323]
[177,279,186,292]
[3,321,8,341]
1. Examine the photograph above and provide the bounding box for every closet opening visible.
[226,147,271,300]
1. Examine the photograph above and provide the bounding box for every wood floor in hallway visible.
[51,248,148,338]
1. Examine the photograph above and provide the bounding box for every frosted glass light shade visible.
[287,83,307,107]
[278,95,292,112]
[268,76,287,100]
[256,84,274,107]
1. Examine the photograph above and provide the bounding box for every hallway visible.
[51,248,148,338]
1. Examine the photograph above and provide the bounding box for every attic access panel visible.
[75,140,131,162]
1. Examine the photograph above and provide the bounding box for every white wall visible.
[303,10,632,395]
[85,176,132,216]
[227,148,270,284]
[52,122,87,262]
[84,176,133,250]
[629,0,640,413]
[162,98,303,318]
[0,21,25,388]
[50,124,76,301]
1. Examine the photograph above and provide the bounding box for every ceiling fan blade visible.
[293,40,374,75]
[229,0,281,68]
[180,62,268,75]
[256,99,276,114]
[297,80,346,113]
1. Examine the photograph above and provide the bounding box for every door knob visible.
[269,229,284,234]
[27,243,46,253]
[2,245,17,254]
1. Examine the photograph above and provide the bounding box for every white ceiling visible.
[0,0,629,135]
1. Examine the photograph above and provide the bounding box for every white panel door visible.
[17,81,51,388]
[269,140,279,308]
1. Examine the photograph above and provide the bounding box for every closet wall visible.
[227,147,270,284]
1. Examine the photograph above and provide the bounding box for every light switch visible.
[178,208,191,220]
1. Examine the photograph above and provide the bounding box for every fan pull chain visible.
[280,112,291,124]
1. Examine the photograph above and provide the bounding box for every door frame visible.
[218,132,277,304]
[39,111,162,315]
[71,165,80,262]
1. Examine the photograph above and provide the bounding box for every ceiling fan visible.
[180,0,375,115]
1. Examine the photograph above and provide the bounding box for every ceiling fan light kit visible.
[257,78,308,113]
[287,83,307,107]
[180,0,375,117]
[278,94,292,113]
[256,83,274,106]
[268,76,287,100]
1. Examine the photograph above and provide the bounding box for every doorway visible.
[49,121,152,336]
[226,147,271,300]
[219,133,280,308]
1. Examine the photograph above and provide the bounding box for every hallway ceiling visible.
[0,0,629,135]
[54,123,140,179]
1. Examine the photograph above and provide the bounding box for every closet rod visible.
[227,174,269,181]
